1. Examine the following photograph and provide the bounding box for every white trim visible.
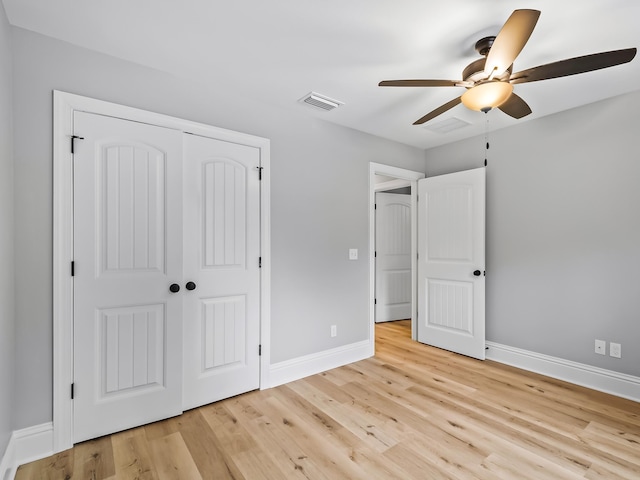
[259,146,272,390]
[0,436,15,480]
[1,423,54,480]
[486,342,640,403]
[53,91,271,452]
[52,92,75,453]
[374,178,411,192]
[267,340,371,388]
[369,163,425,345]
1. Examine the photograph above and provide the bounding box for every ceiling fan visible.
[379,9,637,125]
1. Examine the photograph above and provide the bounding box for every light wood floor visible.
[16,320,640,479]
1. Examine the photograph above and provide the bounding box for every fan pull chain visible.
[484,111,490,167]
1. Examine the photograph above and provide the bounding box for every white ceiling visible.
[4,0,639,149]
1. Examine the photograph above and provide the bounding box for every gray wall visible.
[425,91,640,377]
[0,2,15,458]
[11,27,426,429]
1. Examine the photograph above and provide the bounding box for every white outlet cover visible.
[595,339,606,355]
[610,342,621,358]
[349,248,358,260]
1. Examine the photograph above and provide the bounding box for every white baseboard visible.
[0,436,15,480]
[486,342,640,403]
[0,422,54,480]
[267,340,372,388]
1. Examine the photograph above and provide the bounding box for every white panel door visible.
[73,112,183,442]
[375,193,412,323]
[182,134,261,410]
[417,168,486,359]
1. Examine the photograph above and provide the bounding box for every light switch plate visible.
[349,248,358,260]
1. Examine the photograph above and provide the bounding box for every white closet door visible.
[73,112,183,442]
[182,133,261,410]
[375,192,412,322]
[417,167,486,360]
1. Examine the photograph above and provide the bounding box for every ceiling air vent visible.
[423,117,471,134]
[298,92,343,112]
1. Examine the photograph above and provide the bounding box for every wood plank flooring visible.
[16,320,640,479]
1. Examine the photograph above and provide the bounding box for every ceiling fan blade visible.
[413,97,462,125]
[379,80,461,87]
[510,48,637,84]
[498,93,532,119]
[485,9,541,77]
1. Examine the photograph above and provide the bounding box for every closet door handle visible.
[473,270,482,277]
[185,281,197,291]
[169,283,180,293]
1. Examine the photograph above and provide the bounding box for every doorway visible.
[369,163,425,347]
[370,164,486,360]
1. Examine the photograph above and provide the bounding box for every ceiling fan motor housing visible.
[475,36,496,56]
[462,57,512,85]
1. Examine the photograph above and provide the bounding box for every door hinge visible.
[259,345,262,356]
[71,261,75,276]
[71,383,75,400]
[71,135,84,154]
[374,298,377,305]
[374,251,377,258]
[259,257,262,268]
[257,166,264,180]
[374,203,377,210]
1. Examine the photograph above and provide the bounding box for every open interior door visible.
[417,167,486,360]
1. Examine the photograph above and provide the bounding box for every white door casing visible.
[375,192,411,323]
[73,112,184,442]
[53,91,271,452]
[182,134,261,410]
[417,167,486,360]
[368,163,425,344]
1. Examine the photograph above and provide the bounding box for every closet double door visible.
[72,112,261,442]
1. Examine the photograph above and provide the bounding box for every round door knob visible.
[185,281,196,291]
[473,270,482,277]
[169,283,180,293]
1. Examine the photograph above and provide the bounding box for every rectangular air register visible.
[423,117,471,134]
[298,92,344,111]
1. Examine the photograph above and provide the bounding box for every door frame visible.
[369,163,424,347]
[52,91,271,452]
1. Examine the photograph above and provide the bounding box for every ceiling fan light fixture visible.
[461,81,513,112]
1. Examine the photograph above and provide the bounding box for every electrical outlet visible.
[595,339,606,355]
[610,342,621,358]
[349,249,358,260]
[331,325,337,337]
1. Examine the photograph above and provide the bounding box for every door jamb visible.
[369,163,425,348]
[53,91,271,452]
